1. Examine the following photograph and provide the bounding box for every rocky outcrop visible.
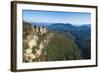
[23,28,54,62]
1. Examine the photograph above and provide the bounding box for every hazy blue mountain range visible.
[32,22,52,27]
[48,23,90,31]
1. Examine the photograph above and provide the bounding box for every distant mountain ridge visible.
[32,22,52,27]
[48,23,77,31]
[29,22,90,28]
[31,22,90,32]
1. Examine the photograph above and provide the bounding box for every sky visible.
[23,10,91,25]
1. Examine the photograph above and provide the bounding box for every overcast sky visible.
[23,10,91,25]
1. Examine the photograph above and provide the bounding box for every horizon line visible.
[23,21,91,26]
